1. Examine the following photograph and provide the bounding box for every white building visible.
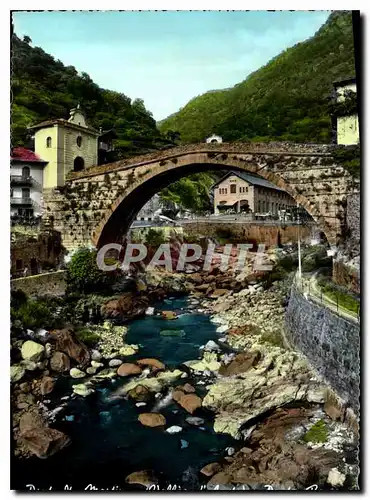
[10,147,47,218]
[206,134,223,144]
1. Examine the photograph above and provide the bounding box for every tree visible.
[23,35,32,45]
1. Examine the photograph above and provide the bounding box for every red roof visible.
[11,147,46,163]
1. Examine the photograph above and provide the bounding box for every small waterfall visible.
[152,389,173,412]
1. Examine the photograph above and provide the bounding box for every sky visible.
[12,10,330,121]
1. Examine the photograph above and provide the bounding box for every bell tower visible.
[31,105,100,188]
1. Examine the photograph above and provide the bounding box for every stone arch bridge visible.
[43,142,358,251]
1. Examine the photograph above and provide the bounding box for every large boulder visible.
[137,358,165,372]
[50,351,70,373]
[184,352,221,372]
[101,292,149,321]
[21,341,44,363]
[117,363,142,377]
[128,384,152,401]
[138,412,166,427]
[18,409,70,459]
[173,390,202,414]
[50,328,90,366]
[219,351,261,376]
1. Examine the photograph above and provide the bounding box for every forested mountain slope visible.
[159,11,356,144]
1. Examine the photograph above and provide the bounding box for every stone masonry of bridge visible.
[42,142,359,252]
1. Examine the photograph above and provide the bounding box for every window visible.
[230,184,236,194]
[46,137,52,148]
[22,188,30,199]
[258,201,261,212]
[22,166,30,178]
[219,188,222,194]
[16,259,23,270]
[76,136,82,147]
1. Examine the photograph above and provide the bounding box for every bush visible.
[11,298,54,330]
[67,247,115,293]
[145,228,167,247]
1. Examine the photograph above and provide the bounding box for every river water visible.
[12,296,237,491]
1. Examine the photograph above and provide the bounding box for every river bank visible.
[10,260,359,491]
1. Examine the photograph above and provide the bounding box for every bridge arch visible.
[46,143,355,251]
[93,159,332,248]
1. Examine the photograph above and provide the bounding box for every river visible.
[12,296,237,491]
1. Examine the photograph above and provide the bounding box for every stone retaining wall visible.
[285,285,360,412]
[183,222,313,248]
[11,270,67,297]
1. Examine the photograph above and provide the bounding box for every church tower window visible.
[46,137,52,148]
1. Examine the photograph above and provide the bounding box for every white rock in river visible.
[86,367,97,375]
[91,361,104,368]
[91,350,102,361]
[109,359,122,367]
[327,468,346,487]
[166,425,182,434]
[203,340,221,352]
[226,447,235,456]
[70,368,86,379]
[145,306,155,315]
[73,384,95,397]
[21,340,45,362]
[119,344,139,356]
[216,325,229,334]
[210,316,226,325]
[136,402,146,407]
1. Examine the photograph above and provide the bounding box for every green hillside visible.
[159,11,356,144]
[11,34,170,158]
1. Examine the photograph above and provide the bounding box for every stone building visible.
[11,229,64,278]
[332,77,359,145]
[29,105,100,188]
[211,171,295,215]
[10,147,47,218]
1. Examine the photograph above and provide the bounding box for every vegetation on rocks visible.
[303,419,329,443]
[159,12,356,144]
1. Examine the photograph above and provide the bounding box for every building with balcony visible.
[211,171,296,215]
[98,128,117,165]
[10,147,48,218]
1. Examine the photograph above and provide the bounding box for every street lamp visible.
[297,202,302,282]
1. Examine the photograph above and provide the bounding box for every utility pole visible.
[297,202,302,282]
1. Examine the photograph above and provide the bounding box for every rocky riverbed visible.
[10,263,359,491]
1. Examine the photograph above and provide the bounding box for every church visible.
[10,106,112,219]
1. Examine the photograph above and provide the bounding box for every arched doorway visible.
[74,156,85,172]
